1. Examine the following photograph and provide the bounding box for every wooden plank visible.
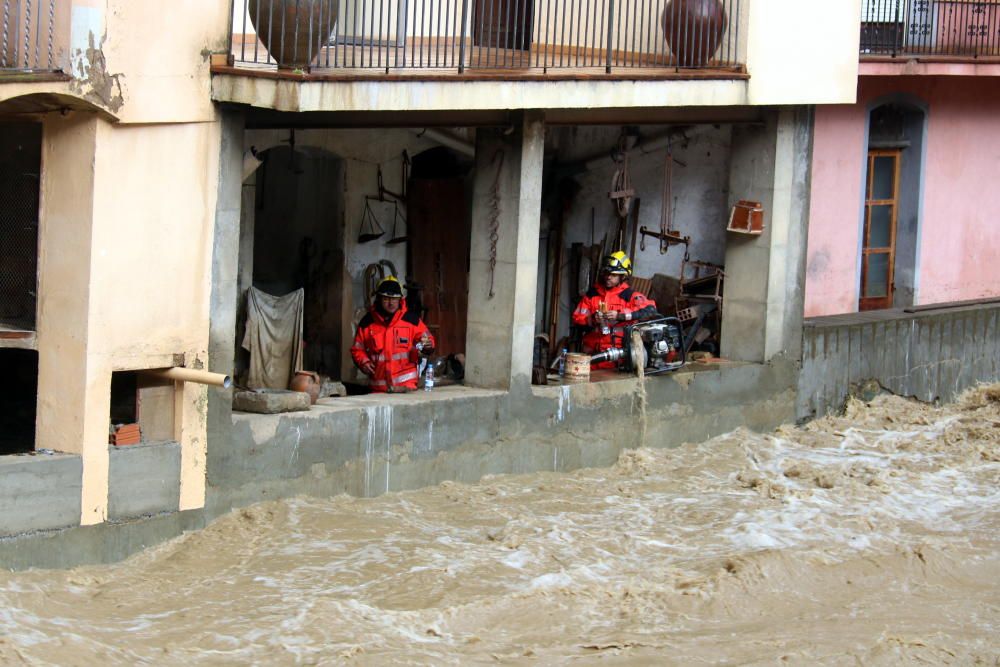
[898,317,913,396]
[835,325,850,409]
[874,320,887,389]
[911,318,929,401]
[955,312,973,396]
[985,308,998,383]
[971,309,986,386]
[939,316,957,402]
[849,324,863,388]
[927,317,943,403]
[861,322,876,382]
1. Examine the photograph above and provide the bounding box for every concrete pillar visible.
[722,107,812,363]
[206,110,245,499]
[35,113,106,524]
[465,112,545,391]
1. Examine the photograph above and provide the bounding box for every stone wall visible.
[797,301,1000,421]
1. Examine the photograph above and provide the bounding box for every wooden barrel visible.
[565,353,591,380]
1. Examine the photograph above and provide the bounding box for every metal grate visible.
[0,0,69,73]
[228,0,744,74]
[0,123,40,331]
[861,0,1000,57]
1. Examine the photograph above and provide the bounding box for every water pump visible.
[589,317,685,375]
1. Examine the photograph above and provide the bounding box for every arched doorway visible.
[860,99,927,311]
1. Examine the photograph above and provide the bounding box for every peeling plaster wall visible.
[73,0,227,123]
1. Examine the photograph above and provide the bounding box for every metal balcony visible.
[861,0,1000,58]
[1,0,70,75]
[225,0,744,78]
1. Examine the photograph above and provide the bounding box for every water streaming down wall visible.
[361,404,393,497]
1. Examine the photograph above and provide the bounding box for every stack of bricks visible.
[110,423,141,446]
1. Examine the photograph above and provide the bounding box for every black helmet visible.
[375,276,404,298]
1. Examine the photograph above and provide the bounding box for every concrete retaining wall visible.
[0,454,81,536]
[206,360,796,518]
[108,442,181,520]
[797,301,1000,421]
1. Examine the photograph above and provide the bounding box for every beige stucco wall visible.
[34,114,221,523]
[746,0,860,105]
[20,0,228,523]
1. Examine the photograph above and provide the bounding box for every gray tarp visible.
[241,287,304,390]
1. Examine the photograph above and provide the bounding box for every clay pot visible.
[248,0,336,70]
[289,370,321,404]
[661,0,728,67]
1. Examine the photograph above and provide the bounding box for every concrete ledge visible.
[0,453,82,537]
[0,509,206,571]
[214,362,793,510]
[108,441,181,520]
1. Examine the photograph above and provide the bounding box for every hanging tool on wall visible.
[487,149,505,299]
[608,133,635,221]
[357,197,386,243]
[376,151,410,203]
[385,200,408,246]
[640,146,689,254]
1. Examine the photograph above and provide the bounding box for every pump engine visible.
[589,317,685,374]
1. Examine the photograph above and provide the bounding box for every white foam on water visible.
[0,390,997,664]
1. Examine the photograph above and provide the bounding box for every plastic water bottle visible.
[558,348,567,377]
[424,363,434,392]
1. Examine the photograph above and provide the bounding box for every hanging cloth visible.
[241,286,305,390]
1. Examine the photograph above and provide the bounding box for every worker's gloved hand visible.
[605,310,621,322]
[418,333,434,356]
[360,360,376,377]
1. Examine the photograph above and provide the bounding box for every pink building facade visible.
[804,71,1000,318]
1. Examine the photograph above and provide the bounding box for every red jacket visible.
[572,282,657,363]
[352,300,434,392]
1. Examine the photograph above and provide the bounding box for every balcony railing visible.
[1,0,70,74]
[227,0,744,75]
[861,0,1000,57]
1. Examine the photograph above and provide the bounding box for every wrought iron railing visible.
[1,0,70,74]
[861,0,1000,57]
[228,0,743,74]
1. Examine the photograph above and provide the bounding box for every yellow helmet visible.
[602,251,632,276]
[375,275,404,298]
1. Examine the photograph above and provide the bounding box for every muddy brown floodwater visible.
[2,387,999,665]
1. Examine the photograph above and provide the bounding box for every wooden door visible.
[859,149,901,311]
[406,178,470,358]
[473,0,533,50]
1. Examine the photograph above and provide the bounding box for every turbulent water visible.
[2,387,999,665]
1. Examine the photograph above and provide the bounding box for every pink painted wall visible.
[804,76,1000,317]
[804,105,867,316]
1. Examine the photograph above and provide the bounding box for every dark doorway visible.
[0,123,41,331]
[0,349,37,455]
[251,144,345,378]
[473,0,534,51]
[407,147,472,359]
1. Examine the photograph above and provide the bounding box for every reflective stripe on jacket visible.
[351,300,434,392]
[571,282,657,365]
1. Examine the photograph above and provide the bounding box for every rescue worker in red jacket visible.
[572,251,658,368]
[352,276,435,393]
